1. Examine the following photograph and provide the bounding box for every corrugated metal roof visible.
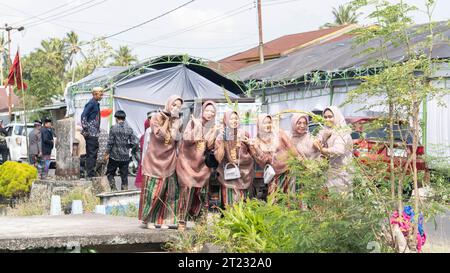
[235,21,450,82]
[216,25,357,73]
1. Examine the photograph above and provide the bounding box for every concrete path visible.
[0,214,185,251]
[423,210,450,253]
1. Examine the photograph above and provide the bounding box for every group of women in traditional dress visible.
[138,95,353,230]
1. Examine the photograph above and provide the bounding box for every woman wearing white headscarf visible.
[313,106,353,194]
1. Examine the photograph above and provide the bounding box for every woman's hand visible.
[191,114,202,127]
[313,139,323,152]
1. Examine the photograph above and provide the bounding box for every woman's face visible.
[170,99,182,116]
[229,113,239,129]
[203,105,216,122]
[323,110,335,127]
[262,117,272,133]
[295,117,308,134]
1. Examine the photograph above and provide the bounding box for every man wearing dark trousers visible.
[81,87,104,179]
[104,110,136,191]
[41,118,54,179]
[0,120,8,165]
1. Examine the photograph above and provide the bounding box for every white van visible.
[3,123,56,163]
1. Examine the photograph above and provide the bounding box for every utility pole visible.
[257,0,264,64]
[0,24,25,122]
[1,32,4,86]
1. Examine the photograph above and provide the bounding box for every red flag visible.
[7,51,28,90]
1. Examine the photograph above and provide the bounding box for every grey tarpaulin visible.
[235,21,450,81]
[114,65,240,136]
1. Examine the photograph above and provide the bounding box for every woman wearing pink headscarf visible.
[313,106,353,194]
[248,114,297,195]
[290,113,321,160]
[176,101,219,227]
[214,111,254,208]
[140,95,183,229]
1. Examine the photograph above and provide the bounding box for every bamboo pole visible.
[18,47,29,162]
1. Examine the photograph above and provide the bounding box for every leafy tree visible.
[70,38,114,81]
[0,33,8,83]
[20,34,113,108]
[343,0,449,250]
[110,45,137,67]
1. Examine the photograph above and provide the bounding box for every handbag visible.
[263,164,276,184]
[224,163,241,180]
[204,149,219,168]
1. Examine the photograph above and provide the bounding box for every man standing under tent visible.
[81,87,104,179]
[104,110,136,191]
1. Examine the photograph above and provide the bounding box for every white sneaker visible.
[160,224,169,229]
[146,223,156,229]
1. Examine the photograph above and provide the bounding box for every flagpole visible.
[18,47,30,162]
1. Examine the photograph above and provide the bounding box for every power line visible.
[25,0,109,29]
[137,2,255,46]
[102,0,196,40]
[11,0,86,26]
[263,0,302,7]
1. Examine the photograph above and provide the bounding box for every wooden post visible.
[257,0,264,64]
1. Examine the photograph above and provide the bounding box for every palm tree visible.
[64,31,86,82]
[321,4,360,28]
[111,45,137,66]
[39,38,67,66]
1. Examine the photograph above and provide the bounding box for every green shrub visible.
[0,161,38,198]
[61,187,100,213]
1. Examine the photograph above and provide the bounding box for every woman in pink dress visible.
[313,106,353,194]
[248,114,297,195]
[176,101,218,227]
[140,95,183,229]
[214,111,254,208]
[290,113,321,160]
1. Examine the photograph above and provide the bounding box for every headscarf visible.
[320,105,351,141]
[164,94,184,114]
[223,111,240,129]
[323,106,347,128]
[291,113,309,137]
[256,114,277,152]
[201,100,217,124]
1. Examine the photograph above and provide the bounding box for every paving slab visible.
[0,214,182,251]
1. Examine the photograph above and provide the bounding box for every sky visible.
[1,0,449,62]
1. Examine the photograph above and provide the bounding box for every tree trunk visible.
[412,100,421,220]
[389,101,396,207]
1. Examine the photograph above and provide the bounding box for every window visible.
[288,92,295,100]
[271,94,279,102]
[14,125,23,136]
[279,93,287,101]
